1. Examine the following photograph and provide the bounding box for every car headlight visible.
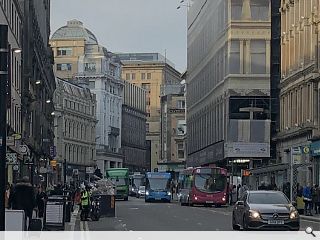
[222,197,226,201]
[249,210,261,219]
[167,192,171,195]
[138,190,141,194]
[290,211,298,219]
[146,191,149,196]
[131,188,135,191]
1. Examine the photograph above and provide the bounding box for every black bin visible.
[99,194,115,217]
[63,191,72,222]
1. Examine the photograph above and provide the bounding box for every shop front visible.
[310,140,320,185]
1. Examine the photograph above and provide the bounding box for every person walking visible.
[303,183,313,216]
[80,186,90,221]
[9,177,36,230]
[36,185,47,218]
[5,183,11,209]
[315,185,320,214]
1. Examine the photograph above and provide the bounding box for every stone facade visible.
[53,78,97,184]
[0,0,23,184]
[118,53,181,171]
[187,0,271,187]
[50,20,124,176]
[277,0,320,187]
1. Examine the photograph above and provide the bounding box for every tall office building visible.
[187,0,271,187]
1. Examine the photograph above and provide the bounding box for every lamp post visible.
[0,24,8,231]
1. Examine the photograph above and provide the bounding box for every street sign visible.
[12,134,21,140]
[6,136,15,146]
[50,146,56,158]
[86,167,94,174]
[19,145,28,154]
[13,165,19,171]
[6,153,17,164]
[23,155,33,165]
[73,169,79,175]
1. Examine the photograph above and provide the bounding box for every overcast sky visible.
[50,0,187,72]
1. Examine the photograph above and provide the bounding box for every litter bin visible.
[98,194,115,217]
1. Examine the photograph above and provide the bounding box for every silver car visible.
[232,191,300,231]
[136,186,146,198]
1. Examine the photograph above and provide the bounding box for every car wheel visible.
[232,213,238,230]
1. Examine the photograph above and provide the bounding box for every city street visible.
[80,197,320,231]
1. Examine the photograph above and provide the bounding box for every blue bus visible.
[145,172,172,202]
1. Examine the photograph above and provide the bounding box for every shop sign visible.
[311,140,320,156]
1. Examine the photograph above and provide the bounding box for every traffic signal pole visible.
[0,25,8,231]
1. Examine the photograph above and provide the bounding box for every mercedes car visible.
[232,191,300,231]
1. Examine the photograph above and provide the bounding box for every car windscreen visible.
[248,192,289,204]
[147,178,170,191]
[111,178,128,186]
[194,174,226,193]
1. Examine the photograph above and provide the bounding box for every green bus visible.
[106,168,129,201]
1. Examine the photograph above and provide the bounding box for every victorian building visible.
[50,20,124,175]
[53,77,97,184]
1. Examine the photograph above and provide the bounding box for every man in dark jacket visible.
[9,176,36,229]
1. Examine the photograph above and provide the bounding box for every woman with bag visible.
[303,183,312,216]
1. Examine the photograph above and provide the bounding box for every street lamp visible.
[12,48,22,53]
[35,80,41,85]
[46,99,51,103]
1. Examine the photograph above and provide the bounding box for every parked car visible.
[136,186,146,198]
[232,191,300,231]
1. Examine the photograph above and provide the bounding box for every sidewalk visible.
[300,213,320,222]
[65,206,80,231]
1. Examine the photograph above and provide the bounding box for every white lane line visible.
[80,221,84,231]
[85,221,89,231]
[129,208,139,210]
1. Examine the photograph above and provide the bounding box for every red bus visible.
[178,166,228,207]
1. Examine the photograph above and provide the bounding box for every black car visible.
[232,191,300,231]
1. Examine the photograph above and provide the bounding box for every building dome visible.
[51,19,98,44]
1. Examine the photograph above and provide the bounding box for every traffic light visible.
[242,170,252,177]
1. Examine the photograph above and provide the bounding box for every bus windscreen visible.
[194,173,226,193]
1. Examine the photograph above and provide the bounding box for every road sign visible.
[86,167,94,174]
[73,169,79,175]
[6,136,15,146]
[19,145,28,154]
[6,153,17,164]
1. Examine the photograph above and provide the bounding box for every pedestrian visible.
[236,184,241,201]
[303,183,313,216]
[36,185,47,218]
[231,185,237,205]
[9,176,36,230]
[80,186,90,221]
[238,183,248,200]
[314,185,320,214]
[5,183,11,209]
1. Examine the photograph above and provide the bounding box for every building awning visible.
[251,164,288,175]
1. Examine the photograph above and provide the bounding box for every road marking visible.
[85,221,89,231]
[197,222,203,225]
[129,208,139,210]
[80,221,84,231]
[301,219,320,223]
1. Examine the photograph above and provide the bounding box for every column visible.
[242,0,251,20]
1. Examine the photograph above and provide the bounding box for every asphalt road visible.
[86,197,320,231]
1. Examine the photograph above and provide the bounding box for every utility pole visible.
[64,158,67,186]
[0,24,8,231]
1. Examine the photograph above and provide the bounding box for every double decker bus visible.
[178,167,228,207]
[145,172,172,203]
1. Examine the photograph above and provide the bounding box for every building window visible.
[146,123,149,132]
[57,47,72,56]
[177,143,185,159]
[229,40,240,74]
[132,73,136,80]
[176,100,185,109]
[57,63,72,71]
[84,62,96,72]
[141,73,146,80]
[231,0,243,20]
[147,73,151,79]
[177,120,186,135]
[251,40,266,74]
[126,73,130,80]
[89,81,95,89]
[250,0,269,21]
[141,83,151,91]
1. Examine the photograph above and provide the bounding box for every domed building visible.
[50,20,126,179]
